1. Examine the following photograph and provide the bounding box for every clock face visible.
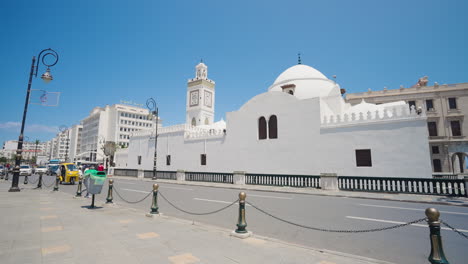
[190,90,199,106]
[204,90,212,108]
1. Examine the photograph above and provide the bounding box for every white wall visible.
[124,91,431,178]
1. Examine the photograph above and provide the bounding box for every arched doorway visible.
[451,152,468,173]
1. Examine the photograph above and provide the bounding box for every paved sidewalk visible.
[0,181,394,264]
[112,176,468,207]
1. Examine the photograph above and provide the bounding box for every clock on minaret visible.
[190,90,199,106]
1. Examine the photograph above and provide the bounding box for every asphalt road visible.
[6,174,468,264]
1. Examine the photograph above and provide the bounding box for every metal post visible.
[9,56,35,192]
[425,208,449,264]
[106,179,114,203]
[36,172,43,188]
[76,176,83,197]
[90,194,95,208]
[150,183,159,214]
[24,175,28,184]
[53,174,59,191]
[235,192,248,233]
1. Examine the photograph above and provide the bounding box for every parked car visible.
[19,165,32,176]
[35,166,48,174]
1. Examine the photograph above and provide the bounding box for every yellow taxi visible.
[58,163,80,185]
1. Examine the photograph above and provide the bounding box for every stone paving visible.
[0,180,395,264]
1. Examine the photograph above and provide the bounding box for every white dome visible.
[273,65,327,84]
[269,64,339,100]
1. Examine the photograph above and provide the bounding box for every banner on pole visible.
[29,89,61,106]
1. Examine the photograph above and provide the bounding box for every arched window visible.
[288,90,294,95]
[268,115,278,139]
[191,117,196,126]
[258,117,267,140]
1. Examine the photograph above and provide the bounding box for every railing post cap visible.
[233,171,246,175]
[177,170,185,173]
[109,179,114,184]
[425,208,440,222]
[239,192,246,200]
[153,183,159,191]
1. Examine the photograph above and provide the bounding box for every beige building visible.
[346,81,468,174]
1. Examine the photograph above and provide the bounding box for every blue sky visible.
[1,0,467,145]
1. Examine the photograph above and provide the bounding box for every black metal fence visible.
[246,173,321,188]
[186,171,233,184]
[432,174,459,180]
[338,176,467,197]
[143,170,177,180]
[113,168,138,177]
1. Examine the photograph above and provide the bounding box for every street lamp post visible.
[9,48,58,192]
[146,98,159,180]
[59,126,69,162]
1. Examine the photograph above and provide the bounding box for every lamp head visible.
[41,68,53,83]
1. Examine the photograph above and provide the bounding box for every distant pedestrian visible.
[83,167,90,198]
[97,163,104,172]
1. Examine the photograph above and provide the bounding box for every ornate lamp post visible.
[59,125,69,162]
[9,48,58,192]
[146,98,159,180]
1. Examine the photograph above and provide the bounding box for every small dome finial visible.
[200,58,203,63]
[298,53,302,65]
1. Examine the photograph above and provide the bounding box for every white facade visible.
[69,124,83,162]
[117,63,432,178]
[1,140,47,162]
[77,104,157,163]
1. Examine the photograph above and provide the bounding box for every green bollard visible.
[150,183,159,214]
[235,192,248,233]
[53,175,59,191]
[76,176,83,197]
[426,208,449,264]
[36,172,43,188]
[106,179,114,203]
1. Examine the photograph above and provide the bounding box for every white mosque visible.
[115,61,432,178]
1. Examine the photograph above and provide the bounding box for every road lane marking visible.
[161,186,194,191]
[115,181,137,185]
[359,204,468,216]
[42,245,71,256]
[120,188,150,194]
[194,198,250,206]
[137,232,159,239]
[41,226,63,233]
[346,216,468,233]
[249,194,292,200]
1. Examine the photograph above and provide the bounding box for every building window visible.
[426,99,434,111]
[191,117,196,126]
[451,120,461,136]
[200,154,206,165]
[408,100,416,109]
[166,155,171,166]
[137,156,142,165]
[432,146,440,154]
[268,115,278,139]
[355,149,372,167]
[258,117,267,140]
[433,159,442,172]
[427,122,438,137]
[448,98,457,109]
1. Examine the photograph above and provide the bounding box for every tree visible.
[0,157,7,163]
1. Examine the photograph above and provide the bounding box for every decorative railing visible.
[143,170,177,180]
[113,168,138,177]
[246,173,321,188]
[338,176,467,197]
[432,174,459,180]
[186,171,233,184]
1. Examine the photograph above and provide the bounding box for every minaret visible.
[186,61,215,126]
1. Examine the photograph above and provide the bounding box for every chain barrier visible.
[247,201,427,233]
[43,179,56,188]
[159,191,239,216]
[441,220,468,240]
[113,187,152,204]
[28,176,39,184]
